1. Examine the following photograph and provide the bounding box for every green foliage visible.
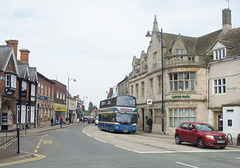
[88,101,93,111]
[206,54,213,64]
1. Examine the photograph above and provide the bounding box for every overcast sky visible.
[0,0,239,108]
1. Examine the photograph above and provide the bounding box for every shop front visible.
[54,103,67,124]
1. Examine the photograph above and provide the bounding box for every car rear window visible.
[181,123,188,130]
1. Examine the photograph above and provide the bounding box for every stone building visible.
[208,9,240,143]
[118,8,239,135]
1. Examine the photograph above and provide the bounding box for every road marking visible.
[34,135,44,154]
[114,145,139,153]
[0,153,46,167]
[176,161,199,168]
[236,157,240,159]
[94,138,106,143]
[43,140,53,144]
[0,138,17,149]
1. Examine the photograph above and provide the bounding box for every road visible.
[2,123,240,168]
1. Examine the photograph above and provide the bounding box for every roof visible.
[17,62,29,78]
[162,29,223,56]
[0,45,19,75]
[29,67,38,82]
[219,27,240,57]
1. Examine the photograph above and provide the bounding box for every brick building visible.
[51,80,67,123]
[36,72,55,127]
[0,41,19,130]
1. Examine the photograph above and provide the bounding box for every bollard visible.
[17,127,20,154]
[237,134,240,146]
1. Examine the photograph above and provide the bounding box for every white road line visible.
[114,145,140,153]
[94,138,107,143]
[176,161,199,168]
[236,157,240,159]
[86,134,92,137]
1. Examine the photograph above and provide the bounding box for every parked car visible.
[95,117,99,125]
[175,122,228,149]
[88,117,95,124]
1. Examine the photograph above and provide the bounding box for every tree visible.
[88,101,93,112]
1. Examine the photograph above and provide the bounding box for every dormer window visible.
[5,73,17,89]
[213,48,226,60]
[176,49,185,55]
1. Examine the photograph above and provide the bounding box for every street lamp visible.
[67,77,76,120]
[145,28,165,135]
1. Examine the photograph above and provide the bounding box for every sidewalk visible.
[19,122,81,136]
[136,130,240,149]
[136,130,174,139]
[0,122,82,165]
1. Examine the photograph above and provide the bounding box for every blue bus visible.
[98,95,137,133]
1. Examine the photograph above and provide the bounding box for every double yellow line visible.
[0,135,47,167]
[0,137,17,150]
[0,153,46,167]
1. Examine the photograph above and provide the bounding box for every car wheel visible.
[219,146,225,149]
[197,138,205,148]
[175,135,182,144]
[100,125,103,130]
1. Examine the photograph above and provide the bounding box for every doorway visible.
[218,115,223,131]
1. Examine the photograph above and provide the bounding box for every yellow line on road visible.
[0,153,46,167]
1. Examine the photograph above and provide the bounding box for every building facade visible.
[52,80,67,124]
[208,9,240,143]
[17,49,38,129]
[118,8,239,136]
[37,72,55,127]
[0,41,19,130]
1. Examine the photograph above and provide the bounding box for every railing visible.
[0,128,20,156]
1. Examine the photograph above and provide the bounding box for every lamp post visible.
[146,28,165,135]
[67,77,76,122]
[82,96,88,116]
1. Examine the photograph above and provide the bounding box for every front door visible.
[218,115,223,131]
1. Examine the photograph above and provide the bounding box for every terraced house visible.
[118,8,240,137]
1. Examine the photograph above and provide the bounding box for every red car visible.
[175,122,228,149]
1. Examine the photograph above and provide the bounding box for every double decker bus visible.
[98,95,137,133]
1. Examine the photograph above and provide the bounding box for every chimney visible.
[222,8,232,32]
[5,40,18,59]
[19,49,30,64]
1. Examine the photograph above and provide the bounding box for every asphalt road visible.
[3,123,240,168]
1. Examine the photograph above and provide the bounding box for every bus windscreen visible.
[116,96,136,107]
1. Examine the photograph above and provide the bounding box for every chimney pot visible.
[20,49,30,65]
[5,40,18,59]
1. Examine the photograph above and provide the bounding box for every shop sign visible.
[54,104,67,112]
[172,95,190,99]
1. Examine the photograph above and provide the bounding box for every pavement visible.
[0,122,81,165]
[0,123,240,165]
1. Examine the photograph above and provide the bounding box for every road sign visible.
[147,99,152,105]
